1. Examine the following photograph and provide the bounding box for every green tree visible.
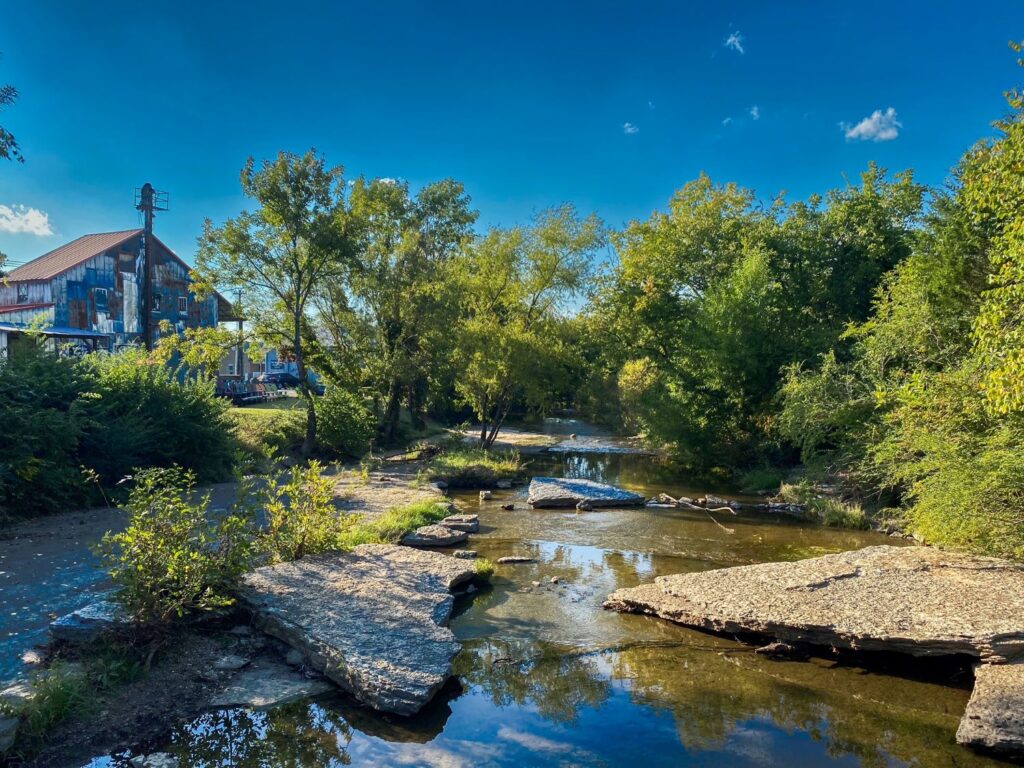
[194,150,356,454]
[0,53,22,163]
[454,205,603,448]
[315,177,476,443]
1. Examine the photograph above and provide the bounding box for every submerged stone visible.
[497,555,535,564]
[401,524,469,547]
[527,477,646,508]
[439,514,480,533]
[604,545,1024,661]
[49,599,130,645]
[957,659,1024,758]
[237,544,475,715]
[210,661,332,709]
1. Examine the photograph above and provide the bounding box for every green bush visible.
[736,466,786,495]
[82,349,235,484]
[262,461,350,562]
[316,387,375,458]
[778,481,870,530]
[228,404,307,464]
[0,343,94,519]
[0,342,238,520]
[100,466,258,624]
[425,446,522,488]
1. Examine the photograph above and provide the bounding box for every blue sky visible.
[0,1,1021,267]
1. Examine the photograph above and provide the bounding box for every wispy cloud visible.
[648,101,655,111]
[842,107,901,142]
[724,31,745,54]
[623,122,639,135]
[749,105,760,120]
[0,204,54,236]
[722,117,733,126]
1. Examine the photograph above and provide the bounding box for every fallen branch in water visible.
[657,492,737,517]
[704,509,736,534]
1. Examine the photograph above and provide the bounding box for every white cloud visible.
[0,204,54,236]
[722,116,733,126]
[648,100,655,111]
[378,177,398,185]
[749,105,760,120]
[623,122,639,134]
[842,107,901,142]
[725,31,745,54]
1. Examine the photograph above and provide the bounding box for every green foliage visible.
[0,342,94,518]
[453,205,604,447]
[262,461,349,562]
[335,499,450,549]
[82,348,235,484]
[473,557,495,580]
[736,466,786,495]
[316,386,375,458]
[100,467,259,624]
[425,446,523,488]
[0,343,236,520]
[590,167,924,468]
[0,59,22,163]
[4,663,90,753]
[194,149,357,455]
[778,481,870,530]
[226,403,307,464]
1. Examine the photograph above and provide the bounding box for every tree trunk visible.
[382,379,402,444]
[295,314,317,457]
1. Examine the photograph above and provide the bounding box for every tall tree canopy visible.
[193,149,356,454]
[454,205,604,448]
[0,52,21,164]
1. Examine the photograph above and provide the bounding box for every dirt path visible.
[0,483,241,686]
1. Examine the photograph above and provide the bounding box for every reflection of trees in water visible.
[612,645,999,768]
[456,638,611,724]
[168,702,352,767]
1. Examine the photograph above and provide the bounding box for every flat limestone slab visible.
[527,477,646,508]
[210,661,333,709]
[957,660,1024,757]
[604,545,1024,661]
[237,544,475,715]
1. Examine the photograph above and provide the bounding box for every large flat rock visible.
[210,661,333,709]
[527,476,646,508]
[604,545,1024,661]
[237,544,475,715]
[957,660,1024,757]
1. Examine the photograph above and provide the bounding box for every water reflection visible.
[166,703,352,767]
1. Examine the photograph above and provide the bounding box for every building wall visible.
[3,233,218,350]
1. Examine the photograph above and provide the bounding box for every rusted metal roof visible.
[0,302,54,314]
[5,229,143,282]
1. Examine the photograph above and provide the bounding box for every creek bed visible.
[83,423,1013,767]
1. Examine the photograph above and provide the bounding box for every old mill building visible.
[0,184,231,357]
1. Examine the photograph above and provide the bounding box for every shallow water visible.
[96,425,1010,767]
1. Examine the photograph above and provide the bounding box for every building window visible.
[16,284,28,304]
[178,296,188,314]
[152,294,161,312]
[94,288,108,312]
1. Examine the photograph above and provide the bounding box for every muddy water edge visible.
[82,423,1012,768]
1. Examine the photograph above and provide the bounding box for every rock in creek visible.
[439,514,479,533]
[210,661,333,709]
[49,598,131,645]
[957,659,1024,758]
[401,524,469,547]
[527,477,645,509]
[605,545,1024,662]
[237,544,476,715]
[130,753,179,768]
[497,555,535,564]
[453,550,478,559]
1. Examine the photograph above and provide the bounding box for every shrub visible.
[0,342,95,518]
[82,349,235,484]
[778,480,870,530]
[228,404,306,464]
[262,461,350,562]
[316,387,375,458]
[473,557,495,579]
[425,447,522,488]
[737,466,786,495]
[100,467,258,624]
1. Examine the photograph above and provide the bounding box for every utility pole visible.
[235,289,244,378]
[135,182,169,350]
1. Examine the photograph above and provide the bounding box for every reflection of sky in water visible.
[93,427,997,768]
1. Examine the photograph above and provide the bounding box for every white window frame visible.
[178,296,188,314]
